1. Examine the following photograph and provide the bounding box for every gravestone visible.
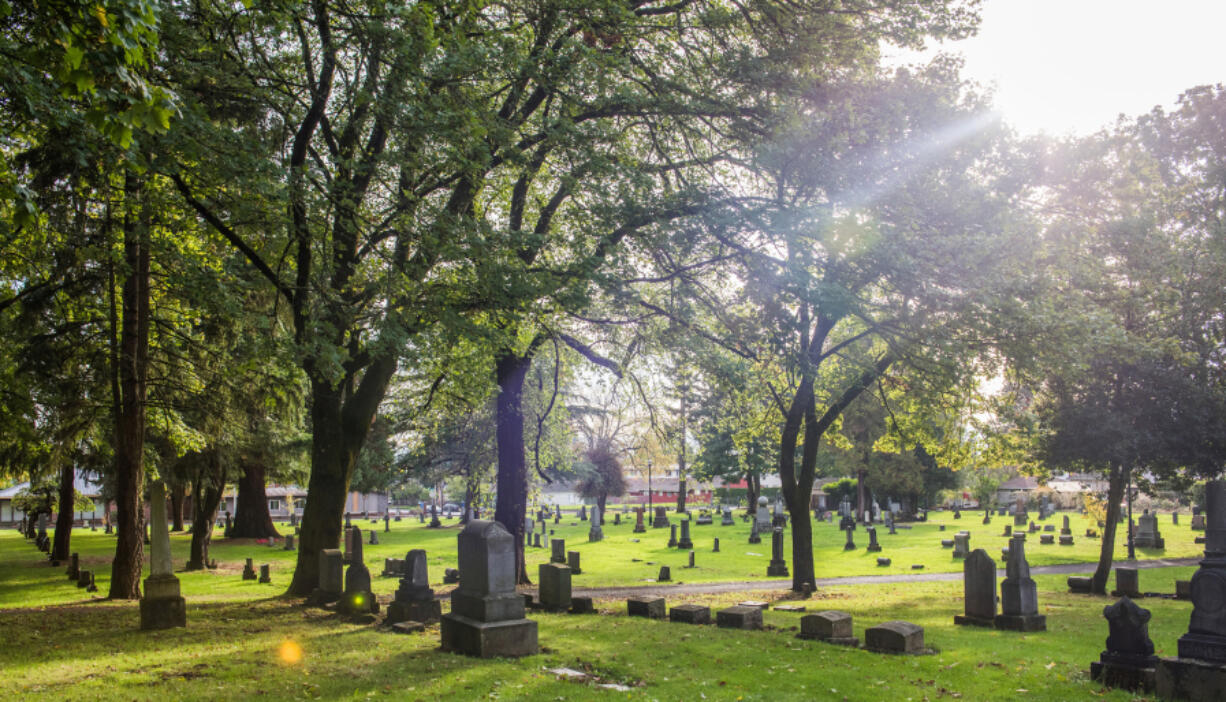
[1172,512,1179,525]
[754,496,772,532]
[1059,534,1075,545]
[876,557,891,566]
[627,597,665,618]
[716,605,763,630]
[865,621,925,654]
[1061,515,1072,536]
[678,518,693,550]
[1156,479,1226,700]
[537,563,572,612]
[983,509,991,525]
[695,511,713,526]
[1043,524,1054,532]
[614,513,621,526]
[686,550,695,568]
[570,596,595,614]
[633,507,647,533]
[1014,496,1028,526]
[939,524,946,531]
[1175,580,1191,600]
[242,558,257,580]
[798,611,858,646]
[384,514,390,532]
[66,553,79,581]
[1029,520,1039,533]
[386,550,442,625]
[748,521,762,544]
[654,506,670,528]
[382,558,404,577]
[941,538,954,548]
[429,504,442,528]
[567,551,582,575]
[668,524,678,548]
[767,527,789,576]
[954,549,997,627]
[550,538,566,564]
[339,527,378,616]
[259,564,271,584]
[284,535,296,551]
[995,535,1046,631]
[866,526,881,553]
[1091,597,1158,692]
[954,508,961,519]
[308,550,344,604]
[843,527,856,551]
[713,537,720,552]
[772,497,787,528]
[670,604,711,625]
[139,481,187,630]
[531,533,541,548]
[953,532,970,559]
[344,512,352,528]
[440,521,538,658]
[657,565,671,582]
[1039,534,1055,545]
[1134,510,1165,549]
[1112,567,1142,598]
[579,505,587,521]
[1191,514,1207,530]
[1003,524,1012,537]
[588,506,603,542]
[78,570,96,591]
[721,507,735,526]
[1068,576,1094,594]
[443,568,460,584]
[369,529,378,545]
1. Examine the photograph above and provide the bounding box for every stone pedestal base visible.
[385,599,441,625]
[140,574,186,630]
[1134,537,1164,549]
[954,614,996,628]
[1156,657,1226,701]
[866,544,881,552]
[440,613,538,658]
[307,588,342,606]
[338,590,379,616]
[767,562,789,576]
[994,613,1046,631]
[1091,654,1157,692]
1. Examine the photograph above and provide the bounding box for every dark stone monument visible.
[567,550,581,575]
[713,537,720,552]
[657,565,670,582]
[440,520,538,658]
[339,529,378,616]
[443,567,460,584]
[798,611,858,646]
[843,527,855,551]
[876,557,891,566]
[1134,510,1165,549]
[614,512,621,526]
[954,508,961,519]
[537,563,572,612]
[668,524,678,548]
[865,621,925,654]
[954,549,997,627]
[1061,515,1072,536]
[716,605,763,630]
[1039,534,1055,545]
[588,506,603,542]
[1068,576,1094,594]
[570,597,595,614]
[386,549,441,625]
[579,505,587,521]
[678,518,693,550]
[953,532,970,559]
[308,549,343,604]
[259,564,271,584]
[748,521,761,544]
[242,558,257,580]
[550,538,565,564]
[767,527,789,576]
[670,604,711,625]
[66,553,79,581]
[983,509,991,525]
[627,597,665,618]
[1059,534,1075,546]
[654,506,669,528]
[531,533,541,548]
[284,535,296,551]
[1112,567,1142,598]
[633,507,646,534]
[1014,496,1028,527]
[429,504,441,529]
[1003,524,1012,537]
[1090,597,1158,692]
[995,535,1046,631]
[721,506,735,526]
[368,529,379,546]
[866,526,882,553]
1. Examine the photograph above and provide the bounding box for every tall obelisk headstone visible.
[140,481,186,630]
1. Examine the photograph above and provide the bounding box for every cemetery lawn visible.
[0,559,1199,701]
[0,509,1199,608]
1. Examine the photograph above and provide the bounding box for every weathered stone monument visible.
[284,534,296,551]
[428,504,441,528]
[754,496,772,532]
[748,521,761,544]
[386,550,441,625]
[309,549,344,604]
[1014,496,1028,527]
[865,621,925,654]
[65,553,79,581]
[843,526,855,551]
[579,505,587,521]
[866,526,881,553]
[954,549,997,627]
[1156,479,1226,700]
[1061,514,1072,536]
[653,506,669,528]
[1112,567,1143,598]
[537,562,572,612]
[339,527,377,616]
[259,564,271,584]
[633,507,647,533]
[767,527,789,576]
[670,603,711,625]
[1091,597,1157,692]
[139,481,186,630]
[721,506,734,526]
[657,565,671,582]
[716,605,763,630]
[668,524,678,548]
[678,518,693,550]
[995,535,1046,631]
[550,538,565,564]
[1134,510,1165,549]
[242,557,257,580]
[953,532,970,559]
[440,521,538,658]
[588,506,603,542]
[567,550,582,575]
[798,611,858,646]
[983,509,991,525]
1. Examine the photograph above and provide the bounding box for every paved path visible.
[554,557,1201,600]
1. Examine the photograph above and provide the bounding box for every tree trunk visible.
[1091,463,1128,594]
[746,473,760,517]
[676,392,688,513]
[231,460,280,538]
[856,467,868,522]
[596,493,607,524]
[109,173,150,600]
[187,454,225,570]
[52,463,75,561]
[494,350,532,585]
[169,481,185,532]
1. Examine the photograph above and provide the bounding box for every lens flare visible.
[278,639,303,665]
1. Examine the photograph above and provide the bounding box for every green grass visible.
[0,510,1201,700]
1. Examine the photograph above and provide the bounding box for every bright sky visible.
[895,0,1226,136]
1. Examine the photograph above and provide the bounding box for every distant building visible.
[219,485,388,518]
[0,475,106,525]
[995,476,1041,505]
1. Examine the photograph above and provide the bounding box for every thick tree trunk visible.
[494,351,532,585]
[746,473,760,517]
[596,493,607,524]
[187,457,226,570]
[169,481,185,532]
[856,468,868,522]
[1091,463,1128,594]
[52,464,74,561]
[109,174,150,600]
[231,460,280,538]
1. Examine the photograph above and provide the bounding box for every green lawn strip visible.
[0,509,1200,610]
[0,567,1197,701]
